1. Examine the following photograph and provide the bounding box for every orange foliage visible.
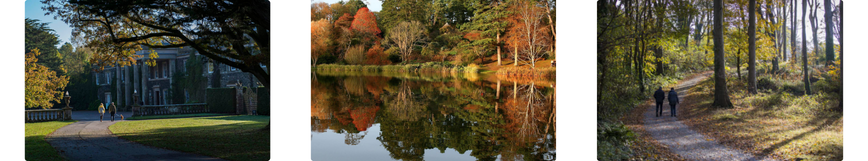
[364,45,390,65]
[350,106,380,131]
[351,7,381,44]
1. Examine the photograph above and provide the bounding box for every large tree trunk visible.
[497,33,501,66]
[737,49,741,79]
[782,0,788,61]
[802,0,812,95]
[713,0,732,107]
[824,0,834,66]
[838,0,842,109]
[748,0,757,94]
[792,0,797,62]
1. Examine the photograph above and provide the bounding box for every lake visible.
[311,72,556,161]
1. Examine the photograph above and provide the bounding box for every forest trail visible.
[643,72,775,161]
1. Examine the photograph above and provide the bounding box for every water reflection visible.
[312,73,555,161]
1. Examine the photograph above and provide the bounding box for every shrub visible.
[345,45,367,65]
[256,87,269,115]
[206,88,236,113]
[316,54,337,64]
[385,47,401,63]
[365,45,389,65]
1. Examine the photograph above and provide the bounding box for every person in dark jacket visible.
[668,88,679,117]
[653,87,665,117]
[109,102,117,122]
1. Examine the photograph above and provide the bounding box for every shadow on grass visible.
[756,116,840,160]
[113,116,270,161]
[25,120,76,161]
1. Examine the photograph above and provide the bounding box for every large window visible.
[208,62,214,73]
[162,63,168,78]
[105,72,111,84]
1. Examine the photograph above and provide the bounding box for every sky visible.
[25,0,72,48]
[312,0,382,12]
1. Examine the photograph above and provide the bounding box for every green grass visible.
[26,120,76,161]
[126,113,227,120]
[109,115,269,161]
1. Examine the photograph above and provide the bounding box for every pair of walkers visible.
[653,87,679,117]
[97,102,118,122]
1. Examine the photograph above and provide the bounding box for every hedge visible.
[206,88,236,113]
[256,87,270,115]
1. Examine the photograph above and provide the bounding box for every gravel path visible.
[643,72,775,161]
[45,111,225,161]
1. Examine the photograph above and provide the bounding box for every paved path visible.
[46,111,226,161]
[643,72,775,161]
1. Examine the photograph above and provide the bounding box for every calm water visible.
[311,72,556,161]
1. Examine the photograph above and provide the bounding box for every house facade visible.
[94,46,261,109]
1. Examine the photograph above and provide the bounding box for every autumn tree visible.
[333,13,355,57]
[311,2,333,22]
[312,19,332,66]
[505,0,551,68]
[388,21,425,62]
[26,49,69,109]
[352,7,382,47]
[713,0,733,107]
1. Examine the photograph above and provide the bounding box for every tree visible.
[26,49,69,109]
[333,13,355,57]
[351,7,382,47]
[748,0,757,94]
[388,21,425,62]
[801,0,811,95]
[312,19,333,66]
[504,0,551,68]
[379,0,429,37]
[713,0,733,107]
[311,2,333,22]
[25,18,64,75]
[461,0,510,66]
[42,0,270,88]
[824,0,834,66]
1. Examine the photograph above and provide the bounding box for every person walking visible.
[109,102,117,122]
[668,88,679,117]
[653,87,666,117]
[98,103,105,122]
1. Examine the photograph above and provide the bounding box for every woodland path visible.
[642,72,776,161]
[45,111,225,161]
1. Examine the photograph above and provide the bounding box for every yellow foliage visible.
[25,49,69,109]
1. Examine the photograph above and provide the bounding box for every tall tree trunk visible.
[544,0,555,57]
[655,47,663,76]
[782,0,788,62]
[749,0,757,94]
[792,0,797,62]
[802,0,812,95]
[713,0,733,107]
[737,49,741,79]
[497,33,501,66]
[824,0,834,66]
[838,0,842,109]
[514,43,518,66]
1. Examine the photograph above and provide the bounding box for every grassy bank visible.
[26,120,76,161]
[315,62,479,74]
[495,66,556,79]
[126,113,226,120]
[110,115,269,161]
[681,65,842,160]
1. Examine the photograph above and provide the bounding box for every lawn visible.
[109,115,270,161]
[26,120,76,161]
[126,113,226,120]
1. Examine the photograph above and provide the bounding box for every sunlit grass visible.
[682,75,842,160]
[26,120,76,161]
[109,115,270,161]
[126,113,226,120]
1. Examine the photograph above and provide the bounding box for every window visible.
[230,66,238,72]
[180,60,186,73]
[208,62,214,73]
[163,63,168,78]
[95,72,100,85]
[105,72,111,84]
[163,90,168,105]
[105,92,111,105]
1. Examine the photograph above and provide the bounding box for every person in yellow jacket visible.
[109,102,117,122]
[98,103,105,122]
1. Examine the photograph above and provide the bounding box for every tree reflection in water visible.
[312,74,555,160]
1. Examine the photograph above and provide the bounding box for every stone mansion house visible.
[94,46,262,109]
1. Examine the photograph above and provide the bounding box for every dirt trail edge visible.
[643,72,775,161]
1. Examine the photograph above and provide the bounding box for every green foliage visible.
[67,72,99,110]
[597,121,636,160]
[256,87,270,115]
[25,18,63,75]
[206,88,236,113]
